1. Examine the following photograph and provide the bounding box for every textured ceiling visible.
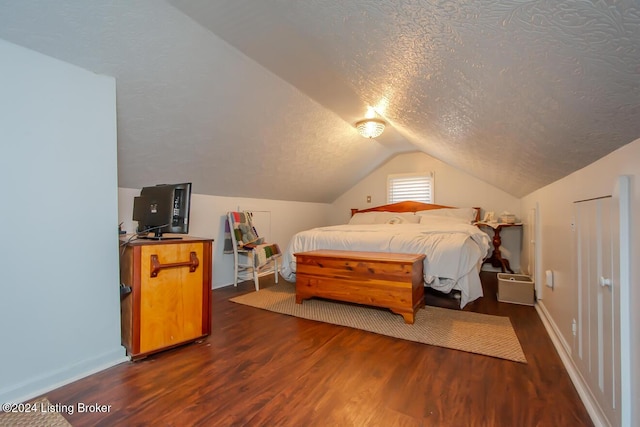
[1,0,639,202]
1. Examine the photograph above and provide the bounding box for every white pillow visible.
[415,207,477,223]
[386,215,409,224]
[348,211,420,224]
[376,212,420,224]
[419,214,470,225]
[348,212,379,225]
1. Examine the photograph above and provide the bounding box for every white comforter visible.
[281,220,491,307]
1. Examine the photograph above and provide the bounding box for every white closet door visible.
[574,195,621,426]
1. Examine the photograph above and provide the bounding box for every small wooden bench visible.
[293,250,425,324]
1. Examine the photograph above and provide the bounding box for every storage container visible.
[497,273,535,306]
[499,214,516,224]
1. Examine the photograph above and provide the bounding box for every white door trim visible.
[616,175,631,426]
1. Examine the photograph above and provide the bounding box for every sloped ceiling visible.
[1,1,639,202]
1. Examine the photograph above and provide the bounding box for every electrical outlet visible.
[366,195,371,203]
[572,319,577,336]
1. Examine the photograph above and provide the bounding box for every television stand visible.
[139,235,183,241]
[138,230,183,240]
[119,236,213,359]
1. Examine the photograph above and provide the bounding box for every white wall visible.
[331,151,523,271]
[118,189,332,288]
[0,40,126,404]
[521,137,640,425]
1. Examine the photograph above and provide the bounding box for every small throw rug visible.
[230,283,526,363]
[0,397,72,426]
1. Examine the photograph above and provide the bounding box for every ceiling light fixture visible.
[355,118,386,139]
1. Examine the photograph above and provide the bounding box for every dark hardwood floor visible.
[45,272,593,426]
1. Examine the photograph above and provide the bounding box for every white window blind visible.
[387,173,433,204]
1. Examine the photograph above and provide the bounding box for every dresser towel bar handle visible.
[150,252,199,277]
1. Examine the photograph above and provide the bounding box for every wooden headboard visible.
[351,201,481,223]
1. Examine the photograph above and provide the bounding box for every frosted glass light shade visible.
[355,118,386,138]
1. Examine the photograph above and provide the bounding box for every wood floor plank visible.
[44,272,593,426]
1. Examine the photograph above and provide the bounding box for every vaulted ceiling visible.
[1,1,638,202]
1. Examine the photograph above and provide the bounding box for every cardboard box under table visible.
[497,273,535,306]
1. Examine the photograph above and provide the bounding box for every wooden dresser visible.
[119,236,213,359]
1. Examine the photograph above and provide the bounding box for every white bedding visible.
[281,219,491,308]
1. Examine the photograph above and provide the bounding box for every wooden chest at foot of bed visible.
[294,250,425,324]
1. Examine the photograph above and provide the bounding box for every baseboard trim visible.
[535,301,609,427]
[0,347,129,405]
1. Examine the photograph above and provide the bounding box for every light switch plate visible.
[545,270,554,289]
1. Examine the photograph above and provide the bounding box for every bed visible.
[280,201,491,308]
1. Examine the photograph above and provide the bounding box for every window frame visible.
[386,172,434,204]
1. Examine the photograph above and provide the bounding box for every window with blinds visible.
[387,173,433,204]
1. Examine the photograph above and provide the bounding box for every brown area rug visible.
[0,397,72,426]
[231,283,526,363]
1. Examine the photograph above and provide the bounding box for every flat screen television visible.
[133,182,192,240]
